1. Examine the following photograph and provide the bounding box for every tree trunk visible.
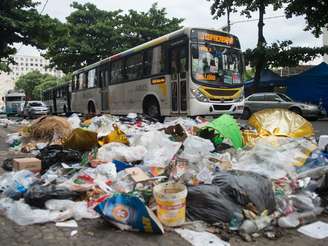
[227,6,231,33]
[252,3,266,93]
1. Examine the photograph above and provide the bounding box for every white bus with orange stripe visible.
[70,27,245,118]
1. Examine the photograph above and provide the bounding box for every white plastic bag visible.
[67,113,81,129]
[133,131,182,168]
[179,136,215,163]
[45,199,99,220]
[6,133,21,145]
[97,142,147,163]
[0,198,64,226]
[95,162,117,181]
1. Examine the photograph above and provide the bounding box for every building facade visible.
[0,54,64,106]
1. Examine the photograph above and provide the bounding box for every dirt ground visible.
[1,122,328,246]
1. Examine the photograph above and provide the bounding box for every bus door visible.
[169,42,188,114]
[53,89,57,114]
[99,64,109,112]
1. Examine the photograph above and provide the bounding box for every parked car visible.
[242,92,324,120]
[22,101,49,118]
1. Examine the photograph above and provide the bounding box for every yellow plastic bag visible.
[98,124,129,146]
[248,109,314,138]
[63,128,98,151]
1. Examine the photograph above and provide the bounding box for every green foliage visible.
[208,0,287,90]
[0,0,61,71]
[45,2,184,73]
[285,0,328,38]
[15,71,63,100]
[209,0,284,20]
[244,40,328,68]
[122,3,183,47]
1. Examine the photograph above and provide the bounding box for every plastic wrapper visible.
[248,108,314,138]
[179,135,214,164]
[63,128,98,152]
[37,145,82,172]
[133,131,182,168]
[233,136,317,179]
[97,143,147,163]
[94,194,164,234]
[6,133,22,147]
[67,113,81,129]
[296,149,328,174]
[24,183,82,208]
[2,170,37,200]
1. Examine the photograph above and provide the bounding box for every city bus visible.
[3,90,26,116]
[43,83,71,114]
[70,27,245,118]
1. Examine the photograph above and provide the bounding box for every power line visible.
[230,15,285,26]
[40,0,49,14]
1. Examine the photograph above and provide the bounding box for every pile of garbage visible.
[1,109,328,243]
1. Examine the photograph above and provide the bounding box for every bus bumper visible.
[189,98,244,116]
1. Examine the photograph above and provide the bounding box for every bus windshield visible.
[191,43,243,86]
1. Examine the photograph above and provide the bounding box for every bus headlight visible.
[191,89,209,102]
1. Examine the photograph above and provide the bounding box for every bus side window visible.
[144,49,152,76]
[88,69,96,88]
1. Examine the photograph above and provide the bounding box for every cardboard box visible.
[13,158,41,172]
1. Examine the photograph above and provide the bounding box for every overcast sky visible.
[17,0,324,63]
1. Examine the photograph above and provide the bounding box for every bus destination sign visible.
[191,29,240,49]
[198,32,234,45]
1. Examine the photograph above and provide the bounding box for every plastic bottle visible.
[278,207,324,228]
[239,214,274,234]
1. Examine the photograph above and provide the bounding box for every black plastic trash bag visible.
[186,170,275,224]
[187,184,243,223]
[24,183,81,208]
[212,170,276,214]
[36,145,82,173]
[2,158,13,171]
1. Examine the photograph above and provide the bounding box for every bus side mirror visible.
[1,97,4,101]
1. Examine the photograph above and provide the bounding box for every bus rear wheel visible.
[88,101,96,115]
[143,97,163,122]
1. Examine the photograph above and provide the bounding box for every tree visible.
[244,40,328,69]
[209,0,286,90]
[15,71,62,100]
[285,0,328,37]
[0,0,60,71]
[33,78,61,100]
[122,3,184,47]
[45,2,184,73]
[45,2,123,73]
